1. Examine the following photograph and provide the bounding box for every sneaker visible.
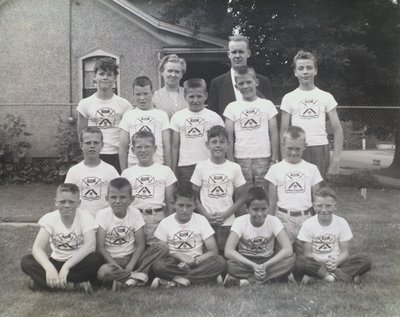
[150,278,176,289]
[223,274,240,287]
[216,275,223,286]
[323,273,336,283]
[331,268,353,283]
[76,281,93,294]
[239,279,250,287]
[173,276,191,287]
[28,278,40,290]
[125,278,138,287]
[300,275,312,285]
[288,273,297,285]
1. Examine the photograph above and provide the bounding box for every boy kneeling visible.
[224,187,295,286]
[151,187,226,288]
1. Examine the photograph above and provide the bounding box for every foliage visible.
[328,171,381,188]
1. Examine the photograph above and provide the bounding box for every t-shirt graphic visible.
[170,230,196,252]
[208,174,228,198]
[313,233,335,254]
[53,232,81,250]
[135,116,156,134]
[94,107,117,128]
[299,99,320,119]
[285,171,306,193]
[184,117,205,138]
[242,235,272,255]
[240,108,261,130]
[107,226,133,246]
[81,177,103,201]
[133,175,156,199]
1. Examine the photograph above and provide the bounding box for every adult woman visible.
[153,54,187,118]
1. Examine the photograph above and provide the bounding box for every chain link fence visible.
[0,103,398,183]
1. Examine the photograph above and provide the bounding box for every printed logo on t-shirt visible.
[81,177,103,201]
[53,232,81,250]
[299,99,320,119]
[135,116,156,134]
[243,235,272,255]
[207,174,229,198]
[240,108,261,130]
[314,234,335,254]
[94,107,117,128]
[170,230,196,251]
[284,172,305,193]
[133,175,155,199]
[108,226,132,245]
[184,117,205,138]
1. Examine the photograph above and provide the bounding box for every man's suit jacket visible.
[208,71,273,117]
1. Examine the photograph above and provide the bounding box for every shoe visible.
[239,279,250,287]
[288,273,297,285]
[28,278,40,290]
[216,275,223,286]
[150,278,176,289]
[300,275,312,285]
[75,281,93,294]
[223,274,249,287]
[125,278,138,287]
[323,273,336,282]
[331,268,353,283]
[173,276,191,287]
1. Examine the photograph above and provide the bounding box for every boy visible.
[265,126,323,244]
[77,57,132,173]
[170,78,224,188]
[191,125,247,253]
[121,130,177,246]
[150,187,226,288]
[224,187,295,286]
[224,66,279,188]
[20,184,103,293]
[296,187,371,283]
[65,126,119,217]
[119,76,171,171]
[96,178,168,289]
[280,50,343,179]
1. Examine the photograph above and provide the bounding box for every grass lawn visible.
[0,186,399,317]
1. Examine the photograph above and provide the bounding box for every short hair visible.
[108,177,132,196]
[93,57,119,75]
[292,50,317,68]
[228,34,249,48]
[131,130,156,147]
[234,65,257,81]
[79,126,103,143]
[132,76,153,91]
[207,125,229,142]
[245,186,268,207]
[57,183,80,196]
[282,126,306,144]
[172,186,196,203]
[183,78,207,95]
[314,187,337,202]
[158,54,187,75]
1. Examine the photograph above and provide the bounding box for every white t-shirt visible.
[265,159,323,211]
[121,163,177,209]
[170,108,224,166]
[231,214,284,258]
[191,159,246,226]
[38,210,97,262]
[223,97,278,159]
[77,93,132,154]
[280,87,337,146]
[297,214,353,262]
[119,108,170,166]
[65,160,120,217]
[95,206,145,258]
[154,213,214,258]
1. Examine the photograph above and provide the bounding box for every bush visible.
[328,171,382,188]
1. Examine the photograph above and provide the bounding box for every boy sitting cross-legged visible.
[96,177,168,289]
[21,184,103,293]
[224,187,295,287]
[150,187,226,288]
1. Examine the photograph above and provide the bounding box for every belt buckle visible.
[288,209,301,217]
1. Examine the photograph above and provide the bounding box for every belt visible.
[278,207,313,217]
[139,208,163,214]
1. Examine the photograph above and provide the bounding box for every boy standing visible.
[65,127,119,218]
[121,131,177,245]
[224,187,295,286]
[151,188,226,288]
[224,66,279,188]
[77,57,132,173]
[265,126,323,244]
[96,178,168,288]
[170,78,224,188]
[280,50,343,179]
[296,187,371,283]
[21,184,103,293]
[119,76,171,171]
[191,125,247,253]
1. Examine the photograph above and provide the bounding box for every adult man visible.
[208,35,273,116]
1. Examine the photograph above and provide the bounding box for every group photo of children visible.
[20,34,372,293]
